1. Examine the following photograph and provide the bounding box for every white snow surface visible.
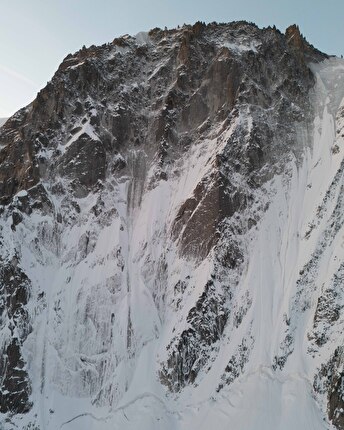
[0,118,7,127]
[1,58,344,429]
[134,31,151,46]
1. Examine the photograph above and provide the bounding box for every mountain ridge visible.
[0,21,343,430]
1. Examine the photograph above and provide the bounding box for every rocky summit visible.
[0,21,343,430]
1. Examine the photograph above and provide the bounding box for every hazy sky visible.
[0,0,343,117]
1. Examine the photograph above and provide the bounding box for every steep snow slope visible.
[0,22,343,429]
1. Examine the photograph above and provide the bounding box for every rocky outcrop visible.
[0,261,32,414]
[314,346,344,429]
[285,24,327,63]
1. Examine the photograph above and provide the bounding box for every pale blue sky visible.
[0,0,343,117]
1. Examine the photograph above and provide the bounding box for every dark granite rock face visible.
[161,280,230,391]
[0,21,323,206]
[0,262,32,414]
[0,138,40,205]
[329,370,344,430]
[314,347,344,430]
[57,135,106,190]
[312,264,344,429]
[172,171,246,260]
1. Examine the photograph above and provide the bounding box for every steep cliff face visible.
[0,21,343,430]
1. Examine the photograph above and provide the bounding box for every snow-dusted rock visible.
[0,21,343,430]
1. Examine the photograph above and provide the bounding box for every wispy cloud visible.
[0,64,38,88]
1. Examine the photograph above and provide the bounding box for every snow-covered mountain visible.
[0,21,343,430]
[0,118,7,128]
